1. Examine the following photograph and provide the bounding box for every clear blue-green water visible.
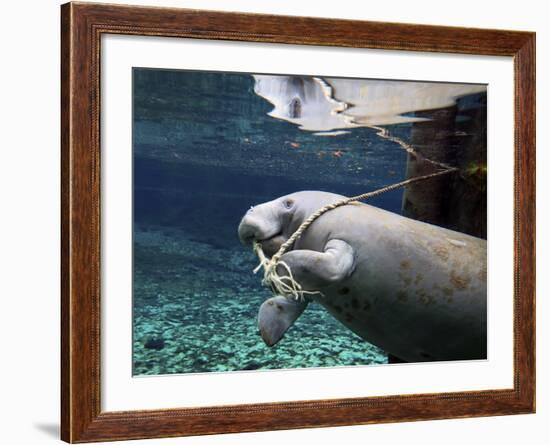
[132,68,486,375]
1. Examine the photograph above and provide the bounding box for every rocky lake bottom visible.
[133,225,388,376]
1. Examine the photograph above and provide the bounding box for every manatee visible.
[238,191,487,362]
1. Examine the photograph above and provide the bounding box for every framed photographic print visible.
[61,2,535,442]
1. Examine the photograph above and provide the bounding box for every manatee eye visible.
[283,199,294,210]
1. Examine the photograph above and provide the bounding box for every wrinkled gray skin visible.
[238,191,487,362]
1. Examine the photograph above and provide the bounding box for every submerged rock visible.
[144,336,165,350]
[241,361,265,371]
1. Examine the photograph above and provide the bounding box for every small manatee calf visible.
[238,191,487,363]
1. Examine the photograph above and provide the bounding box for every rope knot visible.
[253,241,319,301]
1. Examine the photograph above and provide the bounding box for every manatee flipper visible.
[276,239,355,290]
[257,295,308,346]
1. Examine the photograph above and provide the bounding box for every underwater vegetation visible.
[132,68,487,375]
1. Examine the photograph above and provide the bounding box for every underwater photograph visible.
[132,68,487,376]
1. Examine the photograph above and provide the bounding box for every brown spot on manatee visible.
[338,287,350,295]
[433,244,450,261]
[345,313,354,323]
[442,287,454,296]
[396,290,408,302]
[400,260,410,270]
[450,270,471,290]
[414,273,423,285]
[417,289,435,305]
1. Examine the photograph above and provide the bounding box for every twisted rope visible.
[253,167,458,301]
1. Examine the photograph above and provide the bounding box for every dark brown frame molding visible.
[61,2,536,442]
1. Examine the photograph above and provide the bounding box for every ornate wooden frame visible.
[61,2,536,442]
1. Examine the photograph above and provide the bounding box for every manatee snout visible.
[237,213,259,246]
[238,212,275,244]
[238,203,287,256]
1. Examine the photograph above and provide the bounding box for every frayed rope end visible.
[252,241,322,301]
